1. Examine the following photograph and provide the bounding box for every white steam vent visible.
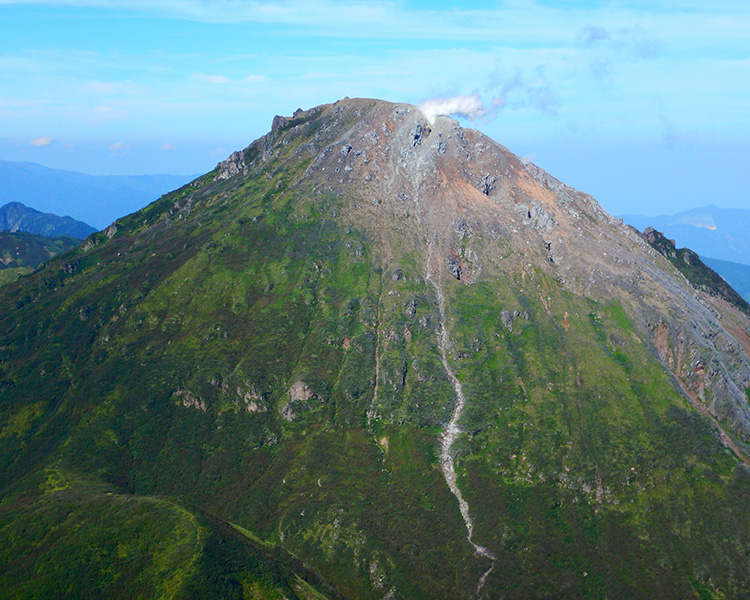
[418,94,503,124]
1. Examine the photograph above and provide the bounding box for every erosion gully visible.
[424,236,495,598]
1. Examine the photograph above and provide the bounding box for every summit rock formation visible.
[1,98,750,599]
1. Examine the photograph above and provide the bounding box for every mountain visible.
[0,202,94,287]
[2,98,750,599]
[0,201,97,239]
[638,227,750,314]
[0,231,81,286]
[621,205,750,266]
[701,256,750,303]
[0,160,194,229]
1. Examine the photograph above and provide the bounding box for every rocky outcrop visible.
[215,150,248,180]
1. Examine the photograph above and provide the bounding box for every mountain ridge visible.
[621,204,750,266]
[638,226,750,315]
[0,201,96,239]
[2,97,750,599]
[701,255,750,303]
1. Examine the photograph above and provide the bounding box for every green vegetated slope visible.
[0,231,81,286]
[0,267,29,286]
[1,99,750,599]
[0,469,337,600]
[446,280,750,599]
[0,127,477,599]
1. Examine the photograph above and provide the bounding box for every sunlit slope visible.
[1,98,750,599]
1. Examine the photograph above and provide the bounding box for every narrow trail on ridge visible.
[423,233,496,597]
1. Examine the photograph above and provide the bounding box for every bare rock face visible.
[288,380,313,402]
[216,150,248,180]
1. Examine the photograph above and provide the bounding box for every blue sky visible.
[0,0,748,216]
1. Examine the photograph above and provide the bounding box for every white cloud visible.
[1,1,748,46]
[161,142,175,150]
[190,72,232,84]
[30,136,53,146]
[202,74,232,84]
[191,72,265,85]
[109,141,131,151]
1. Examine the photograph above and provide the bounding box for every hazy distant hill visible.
[0,231,80,286]
[0,201,96,239]
[702,256,750,303]
[621,205,750,266]
[0,160,194,229]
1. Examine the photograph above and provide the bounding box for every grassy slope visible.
[446,276,750,599]
[0,266,30,286]
[0,469,338,600]
[0,131,478,598]
[0,231,80,280]
[1,109,749,599]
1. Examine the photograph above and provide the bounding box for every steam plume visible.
[419,94,488,124]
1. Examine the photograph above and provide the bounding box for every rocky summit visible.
[1,97,750,599]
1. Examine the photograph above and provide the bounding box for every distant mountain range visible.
[0,160,195,229]
[701,256,750,303]
[0,201,96,239]
[621,205,750,266]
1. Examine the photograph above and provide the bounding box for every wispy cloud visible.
[4,0,747,43]
[487,66,560,115]
[30,136,53,146]
[577,24,661,83]
[192,73,232,84]
[108,141,131,153]
[191,72,265,85]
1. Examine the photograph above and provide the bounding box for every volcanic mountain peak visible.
[212,97,750,442]
[3,97,750,599]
